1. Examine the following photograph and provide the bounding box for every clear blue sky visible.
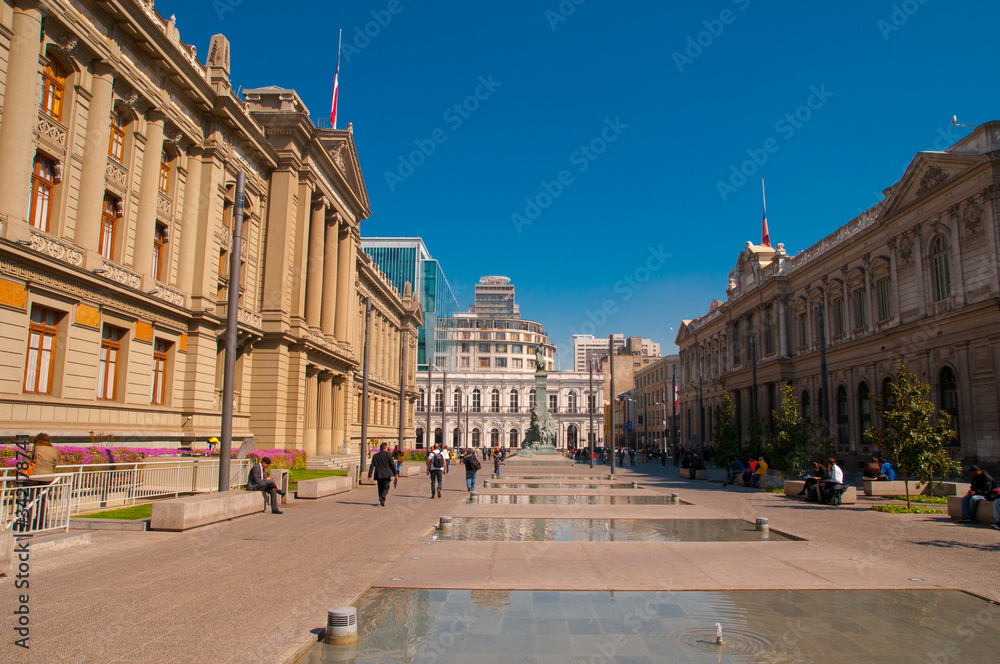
[161,0,998,368]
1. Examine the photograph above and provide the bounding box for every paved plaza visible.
[5,458,999,663]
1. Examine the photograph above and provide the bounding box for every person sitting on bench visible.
[248,456,285,514]
[797,462,828,497]
[862,456,881,481]
[723,457,744,487]
[878,458,895,481]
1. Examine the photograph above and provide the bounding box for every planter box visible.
[863,480,928,496]
[296,475,352,499]
[150,491,262,531]
[932,482,970,497]
[399,464,422,477]
[682,470,708,480]
[783,480,857,505]
[946,496,995,523]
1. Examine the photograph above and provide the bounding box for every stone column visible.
[777,296,788,358]
[75,62,116,267]
[334,225,354,341]
[133,111,166,285]
[175,147,203,294]
[317,373,333,456]
[332,376,347,455]
[304,200,325,329]
[0,1,43,241]
[320,212,339,337]
[303,369,318,456]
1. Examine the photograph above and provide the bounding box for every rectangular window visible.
[832,298,844,336]
[460,343,470,353]
[109,113,125,162]
[797,313,807,348]
[495,344,507,353]
[495,357,507,368]
[479,332,490,340]
[495,332,505,340]
[24,307,59,394]
[30,155,55,232]
[151,339,171,405]
[459,356,470,368]
[852,288,867,328]
[100,194,118,260]
[158,152,171,195]
[478,343,490,353]
[512,358,523,368]
[549,394,558,412]
[97,325,124,400]
[479,358,490,368]
[152,224,168,282]
[876,277,891,321]
[40,63,65,120]
[512,344,523,354]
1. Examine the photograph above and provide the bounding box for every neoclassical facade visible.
[0,0,421,454]
[676,121,1000,466]
[416,371,602,450]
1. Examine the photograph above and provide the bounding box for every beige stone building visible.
[634,355,680,451]
[676,121,1000,466]
[0,0,421,454]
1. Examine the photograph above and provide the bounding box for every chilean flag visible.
[761,207,771,248]
[330,29,342,129]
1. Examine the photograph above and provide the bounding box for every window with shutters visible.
[29,155,55,232]
[24,307,61,394]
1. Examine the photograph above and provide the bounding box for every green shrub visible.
[885,494,947,504]
[870,505,946,514]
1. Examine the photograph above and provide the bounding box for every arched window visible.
[472,388,481,412]
[29,154,55,232]
[152,223,168,282]
[40,61,66,120]
[490,388,500,413]
[858,382,871,440]
[434,428,443,447]
[491,428,500,446]
[801,389,811,423]
[415,427,424,448]
[452,427,460,447]
[930,236,952,301]
[939,367,959,445]
[417,388,425,412]
[509,428,519,448]
[836,386,849,448]
[100,193,119,260]
[472,428,481,447]
[453,388,462,410]
[567,424,579,449]
[509,388,519,412]
[568,391,578,413]
[433,388,444,412]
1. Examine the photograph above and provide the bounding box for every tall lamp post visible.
[588,360,595,468]
[609,335,616,477]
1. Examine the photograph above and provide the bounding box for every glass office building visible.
[361,238,460,368]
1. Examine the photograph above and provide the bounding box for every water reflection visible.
[485,494,675,505]
[488,482,633,489]
[299,589,1000,663]
[431,518,795,542]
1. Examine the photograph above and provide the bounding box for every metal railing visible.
[0,459,252,531]
[1,474,73,534]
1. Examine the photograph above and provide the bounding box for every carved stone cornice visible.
[29,233,83,268]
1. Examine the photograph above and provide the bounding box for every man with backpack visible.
[427,442,447,498]
[461,448,482,491]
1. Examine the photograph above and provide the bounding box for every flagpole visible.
[761,178,766,214]
[331,28,343,129]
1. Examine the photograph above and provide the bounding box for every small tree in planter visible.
[767,384,813,482]
[865,360,959,508]
[712,391,741,471]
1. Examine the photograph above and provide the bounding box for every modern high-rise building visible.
[572,334,660,372]
[469,275,519,317]
[361,238,459,368]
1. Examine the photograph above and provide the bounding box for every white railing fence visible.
[0,459,252,534]
[0,474,73,534]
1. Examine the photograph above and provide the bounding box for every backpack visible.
[431,452,444,469]
[469,455,481,471]
[823,483,849,506]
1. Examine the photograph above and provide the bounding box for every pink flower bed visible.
[0,445,307,469]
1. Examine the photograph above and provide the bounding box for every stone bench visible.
[783,480,857,505]
[863,480,928,497]
[946,496,996,524]
[932,482,970,497]
[681,469,708,480]
[296,475,352,499]
[150,491,263,531]
[399,464,423,477]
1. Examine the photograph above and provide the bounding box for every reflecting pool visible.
[430,518,796,542]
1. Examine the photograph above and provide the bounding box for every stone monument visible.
[518,348,558,457]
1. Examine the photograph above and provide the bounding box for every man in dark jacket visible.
[247,457,285,514]
[368,442,399,507]
[960,465,997,522]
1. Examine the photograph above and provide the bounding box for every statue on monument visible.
[520,346,557,456]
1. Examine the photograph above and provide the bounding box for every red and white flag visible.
[761,179,771,248]
[330,29,342,128]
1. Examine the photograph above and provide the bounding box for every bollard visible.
[755,517,769,532]
[326,606,358,645]
[671,493,680,504]
[631,481,639,489]
[483,480,490,488]
[439,516,453,531]
[468,492,478,504]
[607,474,614,481]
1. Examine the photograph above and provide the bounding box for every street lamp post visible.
[588,360,595,468]
[609,335,616,477]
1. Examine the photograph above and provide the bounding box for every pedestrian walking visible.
[493,451,501,478]
[427,443,446,498]
[368,442,399,507]
[461,448,481,491]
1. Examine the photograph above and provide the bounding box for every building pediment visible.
[879,152,982,218]
[321,127,371,218]
[674,320,694,346]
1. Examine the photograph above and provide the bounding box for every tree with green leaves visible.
[767,383,814,479]
[713,391,741,469]
[865,360,960,508]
